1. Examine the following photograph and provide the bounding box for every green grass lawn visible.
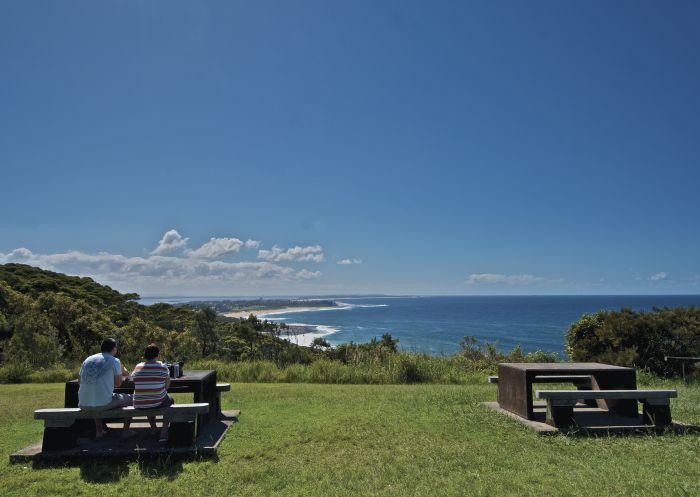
[1,381,699,497]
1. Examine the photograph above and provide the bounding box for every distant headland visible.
[180,298,340,319]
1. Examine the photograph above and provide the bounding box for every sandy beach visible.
[222,305,345,346]
[222,305,343,319]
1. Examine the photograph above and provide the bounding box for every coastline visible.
[222,305,344,319]
[274,324,339,347]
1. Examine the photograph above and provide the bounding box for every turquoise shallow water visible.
[141,295,700,356]
[259,295,700,356]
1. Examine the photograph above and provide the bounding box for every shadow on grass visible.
[32,459,131,483]
[31,453,214,483]
[79,461,130,483]
[558,423,700,438]
[137,455,185,480]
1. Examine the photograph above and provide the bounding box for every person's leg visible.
[107,393,135,437]
[94,416,105,438]
[159,395,174,441]
[148,416,158,430]
[79,405,106,439]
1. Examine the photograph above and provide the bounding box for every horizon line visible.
[138,293,700,299]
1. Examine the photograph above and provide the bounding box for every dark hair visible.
[101,338,117,353]
[144,343,160,361]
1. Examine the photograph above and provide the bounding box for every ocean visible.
[140,295,700,357]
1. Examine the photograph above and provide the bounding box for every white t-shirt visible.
[78,352,122,407]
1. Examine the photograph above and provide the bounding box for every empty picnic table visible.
[497,362,638,420]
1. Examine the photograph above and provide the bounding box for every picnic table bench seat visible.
[214,383,231,418]
[35,403,209,450]
[535,389,677,428]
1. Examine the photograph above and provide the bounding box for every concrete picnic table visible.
[64,369,218,435]
[497,362,638,420]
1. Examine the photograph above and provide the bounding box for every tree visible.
[193,307,219,357]
[565,307,700,377]
[311,337,331,349]
[380,333,398,352]
[5,308,63,366]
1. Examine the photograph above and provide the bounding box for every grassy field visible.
[1,380,699,497]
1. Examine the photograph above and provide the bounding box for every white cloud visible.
[0,239,328,293]
[185,237,243,259]
[465,273,548,285]
[244,239,260,249]
[296,269,321,279]
[258,245,324,263]
[650,271,667,281]
[337,258,362,265]
[151,229,189,255]
[0,231,341,293]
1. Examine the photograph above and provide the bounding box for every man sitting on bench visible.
[131,343,174,443]
[78,337,133,439]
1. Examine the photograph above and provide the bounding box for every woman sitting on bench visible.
[131,343,175,442]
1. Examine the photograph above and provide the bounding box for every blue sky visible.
[1,1,699,296]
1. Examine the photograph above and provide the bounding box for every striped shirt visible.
[131,361,169,408]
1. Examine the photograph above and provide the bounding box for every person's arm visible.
[113,358,124,388]
[164,364,171,389]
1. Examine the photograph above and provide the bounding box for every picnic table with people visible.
[34,337,227,452]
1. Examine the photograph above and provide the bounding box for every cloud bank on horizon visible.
[0,230,685,295]
[465,273,551,286]
[0,229,337,295]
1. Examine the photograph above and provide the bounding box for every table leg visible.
[203,372,217,424]
[497,366,531,419]
[64,382,79,408]
[591,371,638,417]
[642,401,672,426]
[64,382,96,436]
[193,384,205,436]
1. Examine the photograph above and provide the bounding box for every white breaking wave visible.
[335,302,388,309]
[276,322,340,347]
[258,303,353,318]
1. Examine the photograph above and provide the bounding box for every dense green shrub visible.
[456,335,558,367]
[565,307,700,377]
[182,356,491,385]
[0,361,32,383]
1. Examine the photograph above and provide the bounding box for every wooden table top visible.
[499,362,635,372]
[66,369,216,384]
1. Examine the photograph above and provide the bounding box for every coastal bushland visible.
[1,263,698,384]
[566,307,700,377]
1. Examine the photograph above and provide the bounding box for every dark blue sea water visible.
[259,295,700,356]
[141,295,700,357]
